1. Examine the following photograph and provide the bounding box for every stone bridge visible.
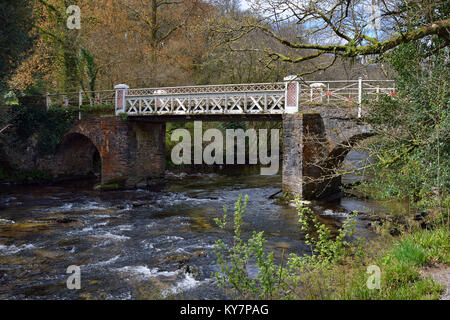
[52,79,380,200]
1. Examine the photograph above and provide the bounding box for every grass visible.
[306,226,449,300]
[214,194,449,300]
[391,240,429,266]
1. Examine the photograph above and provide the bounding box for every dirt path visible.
[421,265,450,300]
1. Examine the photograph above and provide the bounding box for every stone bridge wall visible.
[52,106,369,199]
[282,106,372,200]
[53,115,165,188]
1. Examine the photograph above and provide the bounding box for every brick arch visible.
[52,116,166,188]
[54,132,101,178]
[66,119,103,153]
[62,116,134,186]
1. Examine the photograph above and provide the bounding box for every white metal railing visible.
[45,90,115,108]
[127,82,286,96]
[299,80,396,104]
[44,79,396,118]
[122,83,287,115]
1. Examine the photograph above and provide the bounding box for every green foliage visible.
[9,104,77,156]
[214,195,362,299]
[0,167,51,182]
[214,194,280,299]
[390,240,429,266]
[3,91,18,105]
[383,227,450,266]
[214,195,448,300]
[358,41,449,215]
[334,225,449,300]
[119,112,129,121]
[288,198,362,271]
[80,48,98,92]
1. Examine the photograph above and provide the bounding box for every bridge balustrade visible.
[44,79,396,119]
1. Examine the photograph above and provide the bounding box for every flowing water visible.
[0,152,400,299]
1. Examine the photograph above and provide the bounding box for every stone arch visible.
[325,132,375,171]
[51,116,167,188]
[304,132,374,200]
[53,132,102,179]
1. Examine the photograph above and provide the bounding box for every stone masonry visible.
[282,113,303,197]
[282,107,371,200]
[54,115,165,188]
[52,106,368,198]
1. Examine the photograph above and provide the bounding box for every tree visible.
[214,0,449,75]
[9,0,214,92]
[8,0,84,93]
[360,41,449,210]
[0,0,33,94]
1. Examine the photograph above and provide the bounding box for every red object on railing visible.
[96,99,100,102]
[390,91,397,96]
[347,97,353,101]
[326,92,332,96]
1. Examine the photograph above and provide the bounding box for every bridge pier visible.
[282,112,342,200]
[282,114,303,197]
[130,122,166,187]
[100,120,166,188]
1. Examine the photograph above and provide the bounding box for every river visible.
[0,151,399,299]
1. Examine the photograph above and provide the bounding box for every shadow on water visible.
[0,152,407,299]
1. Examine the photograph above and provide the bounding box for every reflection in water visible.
[0,153,398,299]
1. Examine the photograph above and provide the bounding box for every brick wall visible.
[54,115,166,188]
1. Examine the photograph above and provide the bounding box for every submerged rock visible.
[160,253,192,264]
[179,264,201,280]
[56,218,77,224]
[131,201,155,208]
[192,250,208,258]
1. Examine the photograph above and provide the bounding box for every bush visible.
[213,195,362,299]
[214,194,281,299]
[213,195,448,300]
[9,104,77,156]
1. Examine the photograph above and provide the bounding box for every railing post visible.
[78,89,83,120]
[358,77,363,118]
[46,92,50,110]
[284,75,299,114]
[115,84,129,115]
[327,83,330,104]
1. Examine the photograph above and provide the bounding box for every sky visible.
[240,0,251,11]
